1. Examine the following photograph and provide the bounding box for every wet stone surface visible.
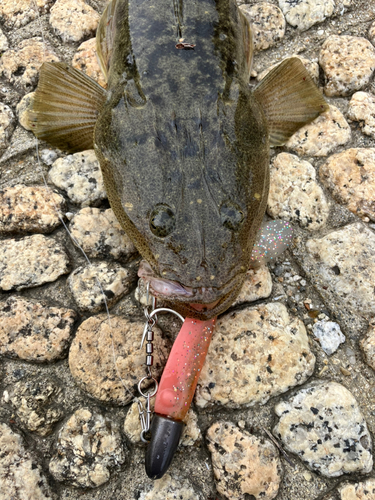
[72,38,107,88]
[195,302,315,409]
[305,223,375,317]
[0,185,65,234]
[69,314,170,405]
[268,153,329,230]
[207,421,283,500]
[68,261,135,313]
[0,234,69,291]
[0,38,59,90]
[319,148,375,222]
[274,382,373,477]
[3,376,64,436]
[68,207,137,261]
[239,3,285,51]
[0,422,54,500]
[49,0,100,43]
[319,36,375,97]
[286,106,351,157]
[49,407,126,488]
[48,150,106,206]
[0,296,76,362]
[279,0,335,31]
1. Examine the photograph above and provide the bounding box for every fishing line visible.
[32,0,138,404]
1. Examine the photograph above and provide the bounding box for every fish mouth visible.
[138,260,244,319]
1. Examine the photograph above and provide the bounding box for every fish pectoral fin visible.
[26,62,106,153]
[96,0,119,83]
[254,57,329,146]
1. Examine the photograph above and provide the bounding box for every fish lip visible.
[137,260,243,305]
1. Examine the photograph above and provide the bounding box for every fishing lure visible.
[27,0,327,480]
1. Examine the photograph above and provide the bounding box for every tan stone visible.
[0,102,15,150]
[340,478,375,499]
[0,0,53,29]
[279,0,334,31]
[348,92,375,139]
[360,322,375,371]
[239,3,285,52]
[257,55,319,84]
[72,38,107,88]
[232,264,272,306]
[50,0,100,43]
[320,148,375,221]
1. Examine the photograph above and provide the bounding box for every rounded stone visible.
[369,21,375,46]
[312,320,346,355]
[268,153,329,230]
[139,473,204,500]
[0,185,65,234]
[360,321,375,371]
[67,262,136,313]
[207,421,283,500]
[286,105,351,157]
[0,423,53,499]
[339,478,375,500]
[49,407,126,488]
[0,0,53,29]
[279,0,335,31]
[348,92,375,139]
[69,314,170,405]
[16,92,35,131]
[72,38,107,88]
[0,234,70,291]
[5,377,64,436]
[50,0,100,43]
[306,223,375,317]
[195,302,315,409]
[0,296,76,362]
[68,207,137,261]
[0,102,15,150]
[0,38,59,89]
[319,148,375,222]
[49,150,106,206]
[0,28,9,52]
[319,35,375,97]
[239,3,285,51]
[232,264,272,306]
[274,382,373,477]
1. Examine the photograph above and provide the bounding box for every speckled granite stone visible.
[49,407,126,488]
[369,21,375,46]
[0,422,53,500]
[257,55,319,84]
[306,223,375,317]
[0,102,15,150]
[312,321,345,355]
[319,36,375,97]
[68,207,137,260]
[0,235,69,291]
[4,377,64,436]
[72,38,106,88]
[0,185,65,234]
[16,92,35,131]
[239,3,285,51]
[0,38,59,89]
[124,403,201,446]
[139,474,204,500]
[0,0,53,29]
[195,302,315,409]
[232,264,272,306]
[339,478,375,499]
[49,150,106,206]
[286,106,351,157]
[279,0,334,31]
[360,321,375,371]
[0,296,76,362]
[0,28,9,52]
[274,382,373,477]
[69,314,170,405]
[68,262,135,313]
[319,148,375,222]
[207,421,282,500]
[268,153,329,230]
[50,0,100,43]
[348,92,375,139]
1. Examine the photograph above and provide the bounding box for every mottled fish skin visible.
[94,0,269,319]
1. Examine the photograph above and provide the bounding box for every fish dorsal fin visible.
[254,57,329,146]
[238,8,253,81]
[26,62,106,153]
[96,0,119,83]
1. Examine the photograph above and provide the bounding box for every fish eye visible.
[220,201,244,231]
[149,204,176,238]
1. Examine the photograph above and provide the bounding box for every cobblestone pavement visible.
[0,1,375,499]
